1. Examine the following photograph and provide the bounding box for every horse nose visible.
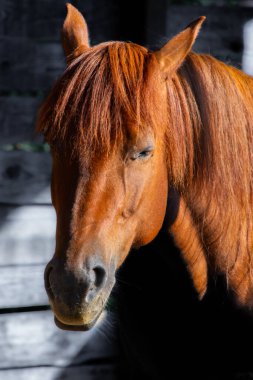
[84,263,107,303]
[44,257,108,305]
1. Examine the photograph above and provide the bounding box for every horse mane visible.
[37,41,164,159]
[167,53,253,192]
[170,53,253,303]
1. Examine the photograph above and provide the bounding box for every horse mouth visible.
[54,314,101,331]
[52,298,107,331]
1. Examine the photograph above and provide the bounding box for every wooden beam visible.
[0,1,123,92]
[1,366,118,380]
[0,152,51,205]
[0,97,43,144]
[165,5,253,68]
[0,205,55,265]
[0,0,118,44]
[0,265,48,308]
[0,310,119,369]
[0,38,65,92]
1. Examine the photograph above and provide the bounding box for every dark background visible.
[1,1,253,379]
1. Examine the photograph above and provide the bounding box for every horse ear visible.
[62,3,90,63]
[154,16,205,76]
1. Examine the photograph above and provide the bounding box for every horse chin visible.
[52,302,105,331]
[54,312,101,331]
[51,291,111,331]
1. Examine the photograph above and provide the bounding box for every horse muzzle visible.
[44,256,116,330]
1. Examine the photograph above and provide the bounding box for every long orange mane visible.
[172,54,253,303]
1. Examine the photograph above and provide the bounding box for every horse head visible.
[38,4,204,330]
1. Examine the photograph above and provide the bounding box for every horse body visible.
[38,4,253,330]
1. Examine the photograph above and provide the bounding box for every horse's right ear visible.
[154,16,205,77]
[62,3,90,63]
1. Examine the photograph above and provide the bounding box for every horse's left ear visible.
[154,16,206,76]
[62,3,90,63]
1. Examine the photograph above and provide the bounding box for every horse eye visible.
[131,147,154,161]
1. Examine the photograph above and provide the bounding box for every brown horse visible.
[38,4,253,331]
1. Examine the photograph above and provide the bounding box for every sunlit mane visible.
[37,41,163,158]
[169,53,253,191]
[171,53,253,303]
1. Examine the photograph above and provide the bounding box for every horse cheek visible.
[135,166,168,247]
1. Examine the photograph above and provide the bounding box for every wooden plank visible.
[165,6,253,67]
[0,310,119,368]
[0,0,119,42]
[0,0,67,40]
[0,96,43,144]
[0,152,51,204]
[0,38,65,92]
[0,264,48,308]
[24,0,94,42]
[0,205,55,265]
[0,1,121,92]
[1,366,118,380]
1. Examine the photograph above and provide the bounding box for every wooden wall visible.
[147,3,253,67]
[0,1,122,379]
[1,1,253,379]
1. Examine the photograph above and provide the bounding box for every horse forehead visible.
[75,153,123,189]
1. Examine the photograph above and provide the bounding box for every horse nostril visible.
[93,266,107,288]
[85,265,107,304]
